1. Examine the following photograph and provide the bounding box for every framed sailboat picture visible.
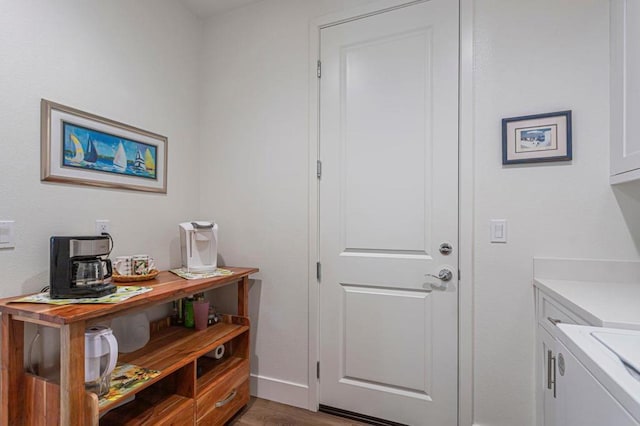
[41,99,167,193]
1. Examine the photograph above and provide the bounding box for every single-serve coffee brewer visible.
[50,236,116,299]
[179,221,218,273]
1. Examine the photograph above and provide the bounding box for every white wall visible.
[3,0,638,424]
[0,0,202,297]
[473,0,640,425]
[198,0,377,406]
[200,0,640,424]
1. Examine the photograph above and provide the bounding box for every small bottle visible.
[208,305,219,326]
[170,300,178,325]
[176,298,184,325]
[184,297,195,328]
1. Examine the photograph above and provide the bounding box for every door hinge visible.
[317,361,320,379]
[316,160,322,179]
[458,269,461,280]
[317,60,321,78]
[316,262,321,281]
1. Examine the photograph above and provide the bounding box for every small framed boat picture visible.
[502,110,572,165]
[41,99,167,193]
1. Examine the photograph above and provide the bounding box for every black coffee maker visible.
[50,236,116,299]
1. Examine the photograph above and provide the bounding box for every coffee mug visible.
[132,255,155,275]
[114,256,133,275]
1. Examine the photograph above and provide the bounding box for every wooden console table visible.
[0,267,258,425]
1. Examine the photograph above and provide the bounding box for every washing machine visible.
[555,324,640,426]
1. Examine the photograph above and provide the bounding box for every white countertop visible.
[534,278,640,330]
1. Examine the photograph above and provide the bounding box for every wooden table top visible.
[0,267,258,325]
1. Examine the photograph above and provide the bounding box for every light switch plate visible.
[490,219,507,243]
[0,221,15,249]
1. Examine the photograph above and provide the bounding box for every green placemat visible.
[99,363,161,408]
[10,286,152,305]
[169,267,233,280]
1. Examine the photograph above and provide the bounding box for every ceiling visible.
[179,0,263,18]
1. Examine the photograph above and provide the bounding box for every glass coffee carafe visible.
[72,258,112,287]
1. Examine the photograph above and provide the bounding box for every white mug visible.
[132,255,155,275]
[114,256,133,275]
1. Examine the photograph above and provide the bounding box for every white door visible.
[318,1,459,425]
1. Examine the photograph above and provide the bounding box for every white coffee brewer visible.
[85,325,118,396]
[179,221,218,273]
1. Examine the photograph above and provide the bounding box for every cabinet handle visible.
[547,349,557,399]
[552,354,557,398]
[547,350,557,398]
[215,389,238,408]
[547,317,562,326]
[547,350,553,390]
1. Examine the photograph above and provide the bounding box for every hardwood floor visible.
[228,398,369,425]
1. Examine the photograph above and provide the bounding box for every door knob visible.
[426,268,453,282]
[425,268,454,291]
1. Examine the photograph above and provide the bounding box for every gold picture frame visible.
[41,99,168,193]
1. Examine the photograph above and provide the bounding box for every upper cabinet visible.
[611,0,640,184]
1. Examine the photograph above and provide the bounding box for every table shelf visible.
[0,267,258,425]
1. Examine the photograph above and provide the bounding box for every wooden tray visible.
[112,270,160,282]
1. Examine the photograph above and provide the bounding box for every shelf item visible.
[118,320,249,374]
[169,267,233,280]
[112,270,160,282]
[98,363,161,410]
[0,267,258,426]
[10,285,152,305]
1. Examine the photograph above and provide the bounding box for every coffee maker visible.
[50,236,116,299]
[179,221,218,273]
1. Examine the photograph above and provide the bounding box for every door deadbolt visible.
[439,242,453,255]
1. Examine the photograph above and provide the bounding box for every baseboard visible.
[250,373,310,409]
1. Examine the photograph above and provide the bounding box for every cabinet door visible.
[555,341,640,426]
[537,325,557,426]
[611,0,640,183]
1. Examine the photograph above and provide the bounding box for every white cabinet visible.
[610,0,640,184]
[537,325,557,426]
[555,339,640,426]
[535,289,589,426]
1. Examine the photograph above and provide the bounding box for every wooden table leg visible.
[60,322,86,425]
[1,314,24,425]
[238,276,249,317]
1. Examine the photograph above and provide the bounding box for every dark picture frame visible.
[502,110,572,165]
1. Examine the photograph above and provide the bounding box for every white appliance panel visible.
[557,324,640,424]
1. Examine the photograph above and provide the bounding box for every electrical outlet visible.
[95,220,110,235]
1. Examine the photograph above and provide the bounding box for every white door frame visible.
[307,0,475,424]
